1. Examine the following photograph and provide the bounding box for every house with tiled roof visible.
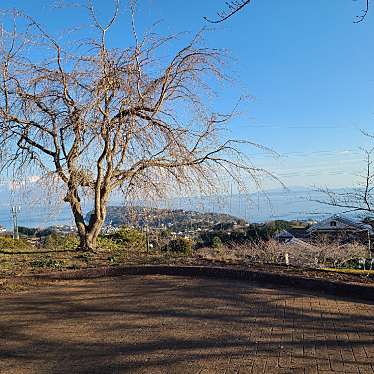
[307,215,374,242]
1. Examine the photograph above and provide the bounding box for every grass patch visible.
[31,256,65,270]
[321,268,374,275]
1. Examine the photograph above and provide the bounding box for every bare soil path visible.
[0,275,373,373]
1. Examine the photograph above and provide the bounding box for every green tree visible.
[165,238,193,254]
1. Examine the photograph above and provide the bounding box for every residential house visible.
[273,227,310,243]
[307,215,374,243]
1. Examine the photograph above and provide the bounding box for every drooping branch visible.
[204,0,252,23]
[354,0,370,23]
[204,0,370,24]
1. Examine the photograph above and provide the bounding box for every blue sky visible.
[2,0,374,190]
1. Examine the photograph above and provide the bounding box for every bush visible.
[164,238,193,254]
[41,233,79,250]
[107,227,146,249]
[212,236,223,249]
[97,236,122,251]
[0,237,33,251]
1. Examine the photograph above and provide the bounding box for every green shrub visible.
[97,236,122,251]
[107,227,146,249]
[41,233,79,250]
[0,237,33,251]
[212,236,223,249]
[164,238,193,254]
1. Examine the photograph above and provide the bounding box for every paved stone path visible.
[0,275,373,373]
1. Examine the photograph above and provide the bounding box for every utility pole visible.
[145,224,150,252]
[11,206,21,240]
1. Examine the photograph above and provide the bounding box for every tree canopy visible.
[0,2,271,250]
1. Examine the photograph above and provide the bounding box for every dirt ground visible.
[0,274,373,373]
[1,244,374,294]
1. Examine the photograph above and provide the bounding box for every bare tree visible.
[0,3,272,251]
[314,137,374,214]
[204,0,370,23]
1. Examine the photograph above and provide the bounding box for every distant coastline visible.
[0,205,74,230]
[0,187,347,229]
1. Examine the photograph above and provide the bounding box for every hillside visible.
[86,206,246,231]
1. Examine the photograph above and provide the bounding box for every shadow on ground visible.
[0,275,373,373]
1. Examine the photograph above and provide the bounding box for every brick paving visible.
[0,275,373,373]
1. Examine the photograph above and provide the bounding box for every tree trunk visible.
[66,183,108,252]
[65,189,90,251]
[78,195,108,252]
[80,216,105,252]
[78,231,98,252]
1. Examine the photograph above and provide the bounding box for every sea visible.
[0,204,74,230]
[0,187,348,230]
